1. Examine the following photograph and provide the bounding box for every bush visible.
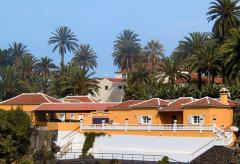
[157,156,169,164]
[82,132,105,156]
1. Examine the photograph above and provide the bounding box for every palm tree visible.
[207,0,240,41]
[158,56,189,85]
[18,53,37,80]
[112,29,141,71]
[187,41,220,85]
[9,42,28,67]
[221,28,240,81]
[61,65,99,96]
[48,26,78,66]
[144,39,164,72]
[128,64,150,86]
[175,32,209,88]
[72,44,97,71]
[36,57,57,77]
[0,49,13,66]
[0,66,19,100]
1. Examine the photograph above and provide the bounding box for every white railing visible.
[81,123,213,132]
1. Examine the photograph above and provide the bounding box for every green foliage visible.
[82,132,105,156]
[157,156,169,164]
[0,108,32,163]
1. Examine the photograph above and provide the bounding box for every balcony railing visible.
[80,123,214,132]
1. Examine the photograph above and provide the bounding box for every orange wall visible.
[183,107,233,128]
[0,104,38,112]
[108,108,160,124]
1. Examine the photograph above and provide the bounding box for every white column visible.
[80,119,84,131]
[125,119,128,132]
[101,120,105,131]
[173,120,177,133]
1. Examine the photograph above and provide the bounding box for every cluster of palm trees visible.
[112,0,240,100]
[0,26,98,100]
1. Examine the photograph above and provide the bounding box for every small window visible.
[122,74,127,79]
[59,113,65,122]
[192,116,200,124]
[118,86,123,89]
[105,86,108,90]
[70,113,75,120]
[141,116,152,124]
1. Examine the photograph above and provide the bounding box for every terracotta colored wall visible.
[0,105,38,112]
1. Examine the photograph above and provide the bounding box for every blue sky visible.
[0,0,213,77]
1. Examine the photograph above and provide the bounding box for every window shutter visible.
[188,116,192,124]
[200,115,204,124]
[149,116,152,124]
[138,116,142,124]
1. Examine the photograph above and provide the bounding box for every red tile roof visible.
[0,93,60,105]
[227,99,240,108]
[159,97,194,112]
[130,98,169,108]
[34,102,119,111]
[109,100,144,109]
[63,96,98,103]
[183,97,227,108]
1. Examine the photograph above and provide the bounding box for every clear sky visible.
[0,0,213,77]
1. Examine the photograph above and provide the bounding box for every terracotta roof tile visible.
[159,97,194,111]
[105,78,126,83]
[183,97,227,108]
[63,96,97,103]
[0,93,61,105]
[130,98,169,108]
[109,100,144,109]
[34,102,119,111]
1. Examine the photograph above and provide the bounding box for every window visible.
[105,86,108,90]
[118,85,123,89]
[70,113,75,120]
[192,116,200,124]
[139,116,152,124]
[122,74,127,79]
[59,113,65,122]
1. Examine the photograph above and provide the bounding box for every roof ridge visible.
[129,98,158,107]
[0,93,24,104]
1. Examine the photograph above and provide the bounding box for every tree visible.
[35,57,57,78]
[187,40,220,85]
[0,66,19,100]
[144,39,164,71]
[207,0,240,41]
[18,53,37,80]
[72,44,97,71]
[175,32,209,88]
[9,42,28,67]
[112,29,141,70]
[60,65,99,96]
[48,26,78,66]
[0,49,13,66]
[221,28,240,81]
[158,56,189,85]
[0,108,31,163]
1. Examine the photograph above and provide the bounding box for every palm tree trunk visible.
[60,52,64,66]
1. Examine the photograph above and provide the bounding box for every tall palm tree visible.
[112,29,141,71]
[61,65,99,96]
[0,66,19,100]
[187,41,220,85]
[0,49,13,66]
[175,32,209,88]
[72,44,97,71]
[18,53,37,80]
[36,57,57,77]
[158,56,189,85]
[48,26,78,66]
[221,28,240,81]
[9,42,28,67]
[207,0,240,41]
[144,39,164,72]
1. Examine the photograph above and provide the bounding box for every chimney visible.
[219,88,229,105]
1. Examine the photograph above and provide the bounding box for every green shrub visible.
[82,132,105,156]
[157,156,169,164]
